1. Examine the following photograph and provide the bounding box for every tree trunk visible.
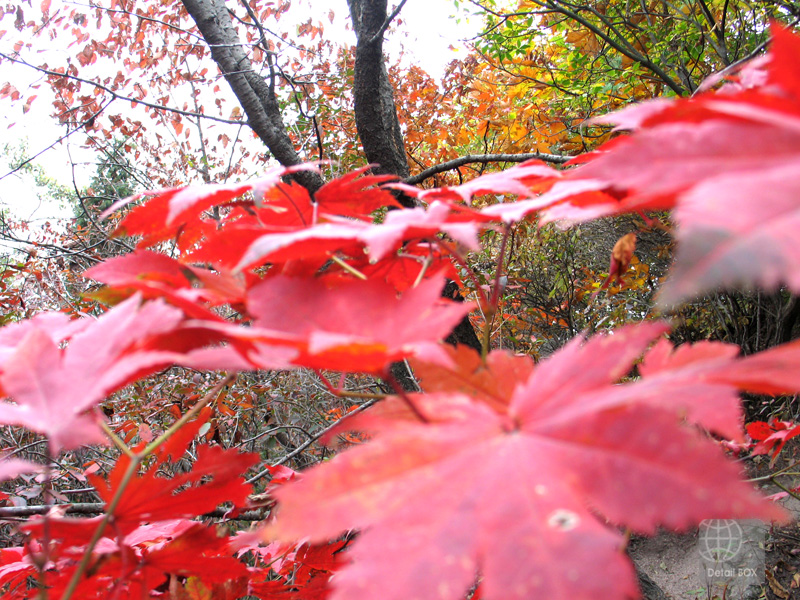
[346,0,412,197]
[346,0,482,358]
[181,0,324,193]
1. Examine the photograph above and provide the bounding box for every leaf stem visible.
[35,446,54,600]
[330,255,367,280]
[59,374,235,600]
[59,457,139,600]
[481,225,512,359]
[99,421,136,460]
[436,239,489,308]
[384,370,428,423]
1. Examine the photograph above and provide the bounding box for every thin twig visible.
[246,397,382,483]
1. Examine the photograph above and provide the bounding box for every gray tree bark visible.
[181,0,324,193]
[346,0,482,354]
[346,0,412,196]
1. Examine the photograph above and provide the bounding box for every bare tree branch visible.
[0,51,246,127]
[367,0,409,44]
[0,503,267,520]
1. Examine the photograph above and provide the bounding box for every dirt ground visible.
[630,452,800,600]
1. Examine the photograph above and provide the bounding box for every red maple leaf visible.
[104,164,318,247]
[392,159,559,204]
[747,419,800,463]
[21,519,249,598]
[244,275,472,372]
[0,296,184,451]
[269,322,786,600]
[85,250,247,311]
[232,200,482,272]
[90,443,257,534]
[313,165,400,218]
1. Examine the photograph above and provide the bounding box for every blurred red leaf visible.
[269,322,785,600]
[0,296,184,451]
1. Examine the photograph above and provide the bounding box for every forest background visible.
[0,0,799,599]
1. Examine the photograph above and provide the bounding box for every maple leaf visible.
[324,242,458,292]
[244,275,472,372]
[0,458,42,482]
[409,343,534,413]
[269,323,785,600]
[233,200,482,272]
[186,275,470,373]
[0,547,35,600]
[135,522,249,583]
[85,250,247,311]
[393,159,559,204]
[0,311,84,372]
[747,420,800,464]
[104,164,319,248]
[710,337,800,395]
[313,165,401,218]
[659,160,800,305]
[90,444,258,535]
[22,518,250,598]
[0,296,184,452]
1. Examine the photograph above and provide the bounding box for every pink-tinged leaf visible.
[708,337,800,395]
[695,54,770,95]
[0,296,184,452]
[560,121,800,217]
[85,250,246,308]
[168,320,300,371]
[503,323,741,440]
[626,338,745,440]
[478,179,612,224]
[0,458,42,481]
[0,312,83,370]
[269,323,785,600]
[358,201,482,260]
[591,97,675,130]
[233,201,483,271]
[659,161,800,305]
[85,250,191,289]
[639,335,800,407]
[245,275,472,372]
[395,159,559,204]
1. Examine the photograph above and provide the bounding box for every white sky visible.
[0,0,482,225]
